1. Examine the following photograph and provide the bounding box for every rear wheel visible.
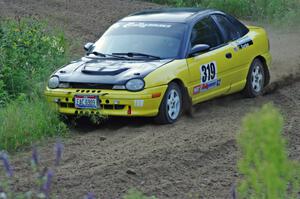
[155,82,182,124]
[243,59,265,97]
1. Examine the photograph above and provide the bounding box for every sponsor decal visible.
[123,22,172,29]
[193,79,221,94]
[236,36,253,49]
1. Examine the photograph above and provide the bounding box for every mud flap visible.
[182,86,194,117]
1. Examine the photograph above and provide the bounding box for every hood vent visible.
[81,64,129,75]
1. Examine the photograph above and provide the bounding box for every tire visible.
[243,59,265,98]
[155,82,182,124]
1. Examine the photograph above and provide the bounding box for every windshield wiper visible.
[112,52,161,60]
[87,51,127,59]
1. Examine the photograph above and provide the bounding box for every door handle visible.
[226,53,232,59]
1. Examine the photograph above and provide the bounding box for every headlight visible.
[48,76,59,89]
[125,79,145,91]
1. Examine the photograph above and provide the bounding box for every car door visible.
[211,14,252,93]
[186,16,239,104]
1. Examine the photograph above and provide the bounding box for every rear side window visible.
[212,14,240,42]
[226,14,249,37]
[190,16,223,48]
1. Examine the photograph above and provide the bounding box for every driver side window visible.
[191,16,223,49]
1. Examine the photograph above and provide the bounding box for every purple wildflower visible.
[54,140,64,166]
[42,169,54,199]
[0,152,13,177]
[230,184,236,199]
[31,146,39,167]
[85,192,95,199]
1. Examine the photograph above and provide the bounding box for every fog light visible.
[54,98,60,103]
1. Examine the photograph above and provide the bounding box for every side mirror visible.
[84,42,94,52]
[189,44,210,57]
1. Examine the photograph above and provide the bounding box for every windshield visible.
[90,22,187,59]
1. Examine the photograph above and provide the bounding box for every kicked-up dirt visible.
[0,0,299,198]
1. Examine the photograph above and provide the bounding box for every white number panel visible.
[200,61,217,84]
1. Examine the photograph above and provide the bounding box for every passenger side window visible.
[190,16,223,49]
[212,14,240,42]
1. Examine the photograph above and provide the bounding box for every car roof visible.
[121,8,216,23]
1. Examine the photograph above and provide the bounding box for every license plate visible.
[74,95,99,109]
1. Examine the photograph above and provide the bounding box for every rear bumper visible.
[44,85,167,117]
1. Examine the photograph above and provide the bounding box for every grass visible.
[0,97,68,151]
[145,0,300,26]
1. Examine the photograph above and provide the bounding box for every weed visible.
[237,103,300,198]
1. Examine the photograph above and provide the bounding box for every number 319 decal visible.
[193,61,221,95]
[201,61,217,84]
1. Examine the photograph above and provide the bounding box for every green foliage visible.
[237,104,300,199]
[146,0,300,26]
[0,79,8,107]
[0,98,68,151]
[0,18,68,98]
[0,18,70,151]
[124,189,157,199]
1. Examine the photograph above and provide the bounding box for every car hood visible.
[53,57,173,85]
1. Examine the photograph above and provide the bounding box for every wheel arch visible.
[254,55,270,86]
[169,78,192,114]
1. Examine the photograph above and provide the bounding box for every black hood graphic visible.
[54,57,172,85]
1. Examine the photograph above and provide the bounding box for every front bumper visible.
[44,85,167,117]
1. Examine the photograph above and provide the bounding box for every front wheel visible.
[243,59,266,98]
[155,82,182,124]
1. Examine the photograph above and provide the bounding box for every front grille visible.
[69,83,113,89]
[59,102,125,110]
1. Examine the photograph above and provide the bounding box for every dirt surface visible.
[0,0,300,198]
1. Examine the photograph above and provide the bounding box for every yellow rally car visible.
[45,8,271,124]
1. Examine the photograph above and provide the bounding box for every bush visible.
[0,18,68,99]
[237,104,300,198]
[0,80,8,107]
[146,0,300,26]
[0,18,70,151]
